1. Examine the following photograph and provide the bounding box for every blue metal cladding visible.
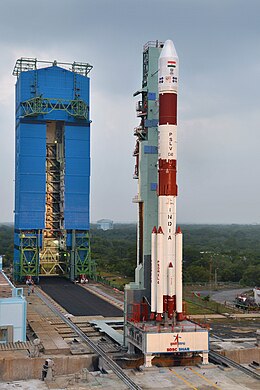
[15,122,46,229]
[14,64,91,273]
[16,66,90,122]
[64,124,90,230]
[148,92,156,100]
[144,145,158,154]
[144,119,158,128]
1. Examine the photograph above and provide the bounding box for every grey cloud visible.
[0,0,260,223]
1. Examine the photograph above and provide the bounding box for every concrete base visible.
[219,348,260,364]
[0,354,97,381]
[202,352,209,365]
[144,354,155,368]
[196,363,215,369]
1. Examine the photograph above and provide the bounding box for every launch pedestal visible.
[126,318,209,368]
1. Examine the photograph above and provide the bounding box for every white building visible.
[96,219,113,231]
[0,257,27,343]
[253,287,260,305]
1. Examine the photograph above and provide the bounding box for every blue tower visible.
[13,58,95,281]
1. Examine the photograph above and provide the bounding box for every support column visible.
[128,342,135,354]
[202,352,209,365]
[144,354,155,368]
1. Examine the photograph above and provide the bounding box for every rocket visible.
[150,40,184,322]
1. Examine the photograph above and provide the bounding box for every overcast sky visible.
[0,0,259,224]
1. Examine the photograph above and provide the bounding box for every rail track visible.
[35,288,260,388]
[209,351,260,381]
[35,289,142,390]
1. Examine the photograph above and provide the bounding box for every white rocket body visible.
[150,39,184,322]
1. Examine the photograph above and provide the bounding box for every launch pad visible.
[126,317,209,367]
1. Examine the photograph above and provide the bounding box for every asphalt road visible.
[39,277,123,317]
[210,288,251,305]
[196,288,250,305]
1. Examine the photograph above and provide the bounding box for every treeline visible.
[0,223,259,286]
[91,224,260,286]
[0,224,14,267]
[91,224,137,277]
[182,225,260,286]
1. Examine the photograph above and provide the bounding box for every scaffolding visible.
[20,97,89,120]
[40,122,68,276]
[70,230,95,280]
[14,231,40,280]
[13,58,93,78]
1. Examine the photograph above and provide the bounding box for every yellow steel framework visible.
[20,97,89,120]
[40,122,68,276]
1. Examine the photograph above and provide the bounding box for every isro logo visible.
[159,76,177,83]
[167,335,190,352]
[167,334,180,351]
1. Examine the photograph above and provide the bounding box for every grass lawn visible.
[97,270,133,290]
[185,300,216,315]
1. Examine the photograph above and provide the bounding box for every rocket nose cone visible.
[159,39,178,59]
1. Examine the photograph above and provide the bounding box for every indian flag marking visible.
[168,60,176,68]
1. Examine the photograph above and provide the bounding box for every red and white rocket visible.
[151,40,184,322]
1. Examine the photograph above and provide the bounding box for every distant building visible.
[0,268,26,343]
[96,219,113,231]
[254,287,260,305]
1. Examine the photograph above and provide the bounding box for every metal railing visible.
[13,58,93,77]
[143,41,164,52]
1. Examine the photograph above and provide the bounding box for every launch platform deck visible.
[129,319,208,334]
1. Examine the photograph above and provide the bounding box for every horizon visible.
[1,221,260,227]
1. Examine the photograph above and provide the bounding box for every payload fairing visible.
[150,40,184,322]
